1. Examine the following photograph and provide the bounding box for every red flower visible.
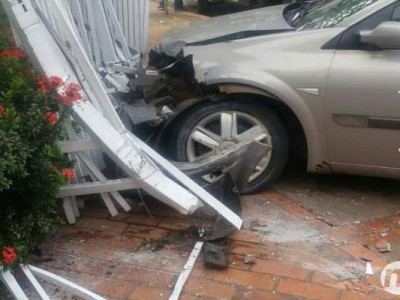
[62,168,75,180]
[37,76,63,94]
[0,105,5,118]
[45,111,58,125]
[48,76,63,89]
[2,247,17,265]
[57,83,82,106]
[1,48,26,59]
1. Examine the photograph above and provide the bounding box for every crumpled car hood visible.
[161,4,293,57]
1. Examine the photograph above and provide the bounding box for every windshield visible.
[290,0,380,30]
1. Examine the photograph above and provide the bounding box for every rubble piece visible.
[244,255,256,265]
[169,241,204,300]
[353,221,361,225]
[375,240,391,252]
[365,262,374,275]
[203,240,230,269]
[360,256,372,262]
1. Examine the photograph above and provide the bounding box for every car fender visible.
[198,65,329,173]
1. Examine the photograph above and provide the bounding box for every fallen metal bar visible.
[63,118,121,217]
[58,178,138,197]
[127,132,243,228]
[77,152,132,212]
[20,265,50,300]
[169,241,204,300]
[29,265,106,300]
[58,139,100,153]
[0,271,29,300]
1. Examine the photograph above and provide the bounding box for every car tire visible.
[166,99,289,194]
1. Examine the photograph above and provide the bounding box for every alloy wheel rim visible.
[186,110,272,183]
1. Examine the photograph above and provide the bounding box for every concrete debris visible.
[365,262,374,275]
[203,241,229,269]
[243,255,256,265]
[353,221,361,225]
[375,240,391,252]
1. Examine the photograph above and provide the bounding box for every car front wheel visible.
[166,99,289,194]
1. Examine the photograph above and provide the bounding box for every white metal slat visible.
[102,0,131,60]
[58,178,138,197]
[83,1,102,68]
[64,119,119,216]
[20,267,50,300]
[63,197,76,224]
[133,0,140,52]
[90,0,119,64]
[0,271,29,300]
[101,0,125,62]
[79,1,97,67]
[29,266,106,300]
[68,0,93,63]
[142,0,150,53]
[77,152,131,212]
[110,0,148,54]
[124,0,133,51]
[34,0,47,18]
[138,0,143,52]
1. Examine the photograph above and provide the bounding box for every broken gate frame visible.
[2,0,243,229]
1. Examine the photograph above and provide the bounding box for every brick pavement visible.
[36,189,400,299]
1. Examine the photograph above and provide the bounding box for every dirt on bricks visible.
[34,181,400,300]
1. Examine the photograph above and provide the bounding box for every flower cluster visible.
[45,111,58,125]
[37,76,83,106]
[1,48,26,59]
[62,168,76,180]
[36,76,82,131]
[36,75,63,94]
[0,12,75,272]
[2,247,17,265]
[57,83,83,106]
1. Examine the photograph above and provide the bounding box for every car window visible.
[328,0,396,49]
[295,0,380,30]
[392,5,400,20]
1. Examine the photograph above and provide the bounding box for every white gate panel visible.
[112,0,149,53]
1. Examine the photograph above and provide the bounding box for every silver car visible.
[151,0,400,193]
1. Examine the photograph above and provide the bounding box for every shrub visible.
[0,5,81,271]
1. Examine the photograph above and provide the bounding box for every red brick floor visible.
[36,189,400,300]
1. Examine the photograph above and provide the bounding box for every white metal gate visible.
[112,0,149,54]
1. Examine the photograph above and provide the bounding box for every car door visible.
[326,3,400,177]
